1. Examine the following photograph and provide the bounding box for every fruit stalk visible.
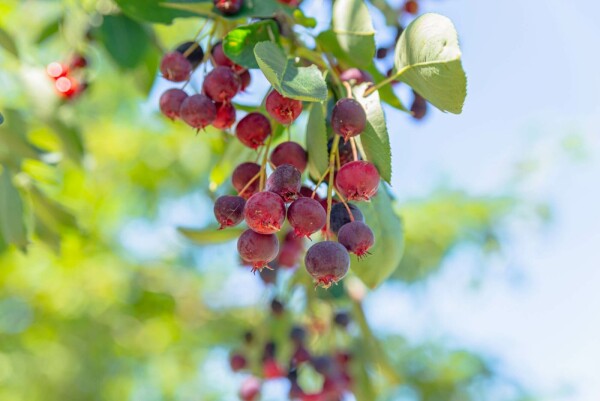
[325,135,340,237]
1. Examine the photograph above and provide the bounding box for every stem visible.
[325,136,340,237]
[238,172,261,197]
[342,81,353,98]
[259,134,273,191]
[363,73,397,97]
[183,19,210,58]
[350,137,358,161]
[311,167,331,199]
[334,185,354,222]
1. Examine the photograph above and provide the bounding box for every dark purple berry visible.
[203,66,241,103]
[179,94,217,129]
[213,195,245,229]
[271,298,284,316]
[265,90,303,124]
[214,0,243,15]
[287,197,327,238]
[339,68,373,85]
[292,344,311,364]
[237,229,279,272]
[159,88,188,120]
[270,141,307,173]
[230,353,247,371]
[160,51,192,82]
[331,98,367,141]
[329,137,360,168]
[311,355,334,376]
[236,112,271,149]
[213,102,236,129]
[266,164,301,202]
[175,41,204,68]
[304,241,350,288]
[232,162,261,199]
[411,90,427,120]
[290,326,307,344]
[337,221,375,257]
[333,311,351,328]
[329,203,364,235]
[259,266,278,285]
[336,161,379,201]
[244,191,286,234]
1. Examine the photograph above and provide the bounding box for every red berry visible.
[212,102,236,129]
[232,162,261,199]
[277,0,300,5]
[259,266,278,284]
[405,0,419,15]
[236,112,272,149]
[329,203,364,234]
[411,90,427,120]
[239,70,251,91]
[263,358,285,379]
[244,191,286,234]
[55,76,79,98]
[214,0,243,15]
[213,195,246,229]
[277,230,304,268]
[266,164,302,202]
[265,90,303,124]
[160,51,192,82]
[46,62,68,79]
[179,94,217,129]
[304,241,350,288]
[338,221,375,257]
[159,88,188,120]
[239,377,261,401]
[211,41,245,73]
[331,98,367,141]
[335,161,379,201]
[175,41,204,69]
[299,186,317,199]
[230,353,247,371]
[339,68,373,85]
[202,66,241,103]
[237,229,279,272]
[270,141,307,173]
[292,344,311,364]
[69,54,88,69]
[287,197,327,238]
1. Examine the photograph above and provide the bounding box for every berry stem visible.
[259,134,273,191]
[238,172,261,197]
[363,72,399,97]
[325,135,340,237]
[350,137,358,161]
[334,185,354,223]
[183,19,210,58]
[311,166,331,198]
[342,81,353,98]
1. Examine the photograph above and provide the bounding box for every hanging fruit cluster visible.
[46,54,89,100]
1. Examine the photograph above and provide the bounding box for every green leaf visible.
[166,0,292,19]
[254,41,327,102]
[392,13,467,114]
[363,63,408,112]
[96,14,149,70]
[0,109,42,166]
[223,20,280,69]
[353,83,392,183]
[306,102,329,180]
[178,226,244,245]
[0,27,19,58]
[47,120,84,164]
[293,9,317,28]
[115,0,198,24]
[0,112,3,125]
[36,17,62,44]
[332,0,375,68]
[352,187,404,289]
[0,168,28,250]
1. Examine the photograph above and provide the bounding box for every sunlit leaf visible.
[0,27,19,58]
[306,102,329,180]
[223,20,280,69]
[0,168,28,250]
[332,0,376,68]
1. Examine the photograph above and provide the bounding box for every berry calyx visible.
[213,195,246,229]
[335,161,379,201]
[339,68,373,85]
[304,241,350,288]
[232,162,261,199]
[160,51,192,82]
[179,94,217,129]
[329,203,364,235]
[237,229,279,272]
[236,112,272,149]
[212,102,237,129]
[202,66,241,103]
[287,197,327,238]
[214,0,243,15]
[270,141,307,173]
[159,88,188,120]
[265,90,303,124]
[338,221,375,257]
[266,164,302,202]
[244,191,286,234]
[331,98,367,141]
[175,41,204,68]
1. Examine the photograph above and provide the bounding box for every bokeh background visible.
[0,0,598,400]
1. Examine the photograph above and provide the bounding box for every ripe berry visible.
[179,94,217,129]
[69,54,88,69]
[236,112,271,149]
[160,51,192,82]
[232,162,261,199]
[411,90,427,120]
[304,241,350,288]
[336,161,379,201]
[292,344,311,364]
[265,90,303,124]
[290,326,307,344]
[202,66,241,103]
[239,70,251,91]
[328,137,359,168]
[404,0,419,14]
[237,229,279,271]
[338,221,375,257]
[214,0,243,15]
[230,353,247,371]
[244,191,286,234]
[339,68,373,85]
[311,355,334,376]
[175,41,204,69]
[266,164,302,202]
[46,62,68,79]
[271,298,284,316]
[212,102,236,129]
[239,376,261,401]
[159,88,188,120]
[263,358,285,378]
[287,197,327,238]
[55,76,80,98]
[213,195,246,229]
[331,98,367,141]
[277,230,304,268]
[270,141,307,173]
[211,41,245,72]
[329,203,364,234]
[259,265,278,284]
[333,311,351,328]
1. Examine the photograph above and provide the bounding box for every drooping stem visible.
[311,167,331,199]
[350,137,358,161]
[325,135,340,237]
[259,134,273,191]
[238,172,261,197]
[334,185,354,222]
[342,81,353,98]
[363,73,397,97]
[183,18,210,58]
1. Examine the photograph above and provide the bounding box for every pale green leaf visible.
[0,168,28,250]
[0,27,19,58]
[178,226,244,245]
[116,0,199,23]
[223,20,280,69]
[332,0,375,68]
[306,102,329,180]
[363,63,408,112]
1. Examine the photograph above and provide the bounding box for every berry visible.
[239,70,251,91]
[339,68,373,85]
[213,195,246,229]
[328,137,359,168]
[214,0,243,15]
[299,186,317,199]
[236,112,272,149]
[239,376,261,401]
[259,266,278,284]
[329,203,364,234]
[237,229,279,271]
[232,162,261,199]
[159,88,188,120]
[290,326,307,344]
[160,51,192,82]
[46,62,68,79]
[336,161,379,201]
[271,298,284,316]
[411,90,427,120]
[265,90,303,124]
[179,94,217,129]
[304,241,350,288]
[263,358,285,378]
[337,221,375,257]
[287,197,327,238]
[266,164,302,202]
[277,0,300,5]
[331,98,367,141]
[212,102,236,129]
[292,344,311,364]
[277,230,304,268]
[175,41,204,69]
[311,355,334,376]
[211,41,245,72]
[404,0,419,15]
[69,54,88,69]
[270,141,307,173]
[333,311,351,328]
[244,191,286,234]
[230,353,247,371]
[203,66,241,103]
[55,76,80,98]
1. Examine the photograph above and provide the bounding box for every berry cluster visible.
[46,54,88,100]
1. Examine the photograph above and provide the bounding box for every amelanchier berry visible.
[230,353,247,371]
[266,164,302,202]
[304,241,350,288]
[213,102,237,129]
[239,376,261,401]
[265,90,303,124]
[175,41,204,68]
[404,0,419,15]
[239,70,251,91]
[179,94,217,129]
[270,141,307,173]
[202,66,241,103]
[338,221,375,257]
[329,203,364,235]
[237,229,279,271]
[277,230,304,268]
[160,52,192,82]
[411,90,427,120]
[336,161,380,201]
[211,41,245,73]
[236,112,272,149]
[159,88,188,120]
[287,197,327,238]
[213,195,246,229]
[339,68,373,85]
[244,191,286,234]
[214,0,244,15]
[328,137,359,168]
[331,98,367,141]
[232,162,261,199]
